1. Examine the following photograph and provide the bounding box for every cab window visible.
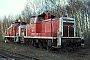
[30,18,36,23]
[15,22,20,26]
[21,22,26,28]
[38,17,43,21]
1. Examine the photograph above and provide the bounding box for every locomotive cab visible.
[30,16,43,34]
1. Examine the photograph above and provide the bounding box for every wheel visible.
[39,41,43,49]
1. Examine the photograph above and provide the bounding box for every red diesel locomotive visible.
[4,12,84,49]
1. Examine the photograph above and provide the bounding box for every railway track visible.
[0,48,41,60]
[0,40,85,60]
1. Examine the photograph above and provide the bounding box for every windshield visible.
[15,22,20,26]
[63,18,74,23]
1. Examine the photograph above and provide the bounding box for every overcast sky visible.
[0,0,27,18]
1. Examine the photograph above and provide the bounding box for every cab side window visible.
[38,17,43,21]
[30,18,36,23]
